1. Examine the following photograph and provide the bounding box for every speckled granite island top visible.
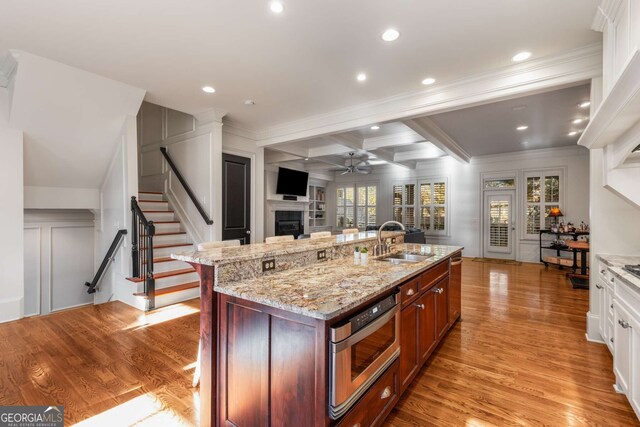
[214,244,463,320]
[597,254,640,291]
[173,231,400,266]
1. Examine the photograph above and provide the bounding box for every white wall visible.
[0,88,24,322]
[328,146,590,262]
[94,116,140,306]
[24,186,99,209]
[23,210,95,316]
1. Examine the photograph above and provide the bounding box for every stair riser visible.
[147,234,189,245]
[149,245,194,258]
[152,287,200,309]
[153,223,182,233]
[134,272,199,292]
[139,201,170,211]
[152,259,192,274]
[138,193,164,201]
[143,211,175,222]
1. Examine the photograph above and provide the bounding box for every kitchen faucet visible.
[374,221,406,256]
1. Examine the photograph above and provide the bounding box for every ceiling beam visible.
[363,131,426,150]
[393,147,446,162]
[370,148,414,169]
[264,150,303,164]
[308,143,351,158]
[268,144,309,159]
[325,133,365,151]
[403,117,471,163]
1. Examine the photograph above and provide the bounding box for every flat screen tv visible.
[276,167,309,197]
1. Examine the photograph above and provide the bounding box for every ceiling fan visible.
[340,152,372,175]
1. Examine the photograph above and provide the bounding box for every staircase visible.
[127,191,200,309]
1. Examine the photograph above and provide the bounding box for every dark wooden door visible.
[418,289,437,363]
[222,153,251,244]
[435,277,450,341]
[399,304,419,391]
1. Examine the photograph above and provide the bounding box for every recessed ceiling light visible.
[244,99,255,105]
[421,77,436,85]
[579,101,591,108]
[568,131,578,136]
[516,125,529,131]
[270,1,284,13]
[512,105,527,111]
[304,157,309,161]
[523,141,529,145]
[357,73,367,82]
[572,118,584,124]
[512,51,532,62]
[370,125,380,130]
[202,86,215,93]
[381,29,400,42]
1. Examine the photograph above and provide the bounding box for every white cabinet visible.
[613,299,632,393]
[597,265,616,353]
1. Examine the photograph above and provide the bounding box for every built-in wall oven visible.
[329,293,400,419]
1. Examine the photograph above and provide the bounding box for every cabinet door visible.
[614,302,632,394]
[435,277,450,341]
[418,289,437,363]
[630,314,640,417]
[399,304,420,391]
[448,256,462,325]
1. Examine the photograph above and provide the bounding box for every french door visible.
[483,190,515,260]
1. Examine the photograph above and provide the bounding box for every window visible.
[419,180,447,233]
[392,183,416,228]
[356,185,377,228]
[484,178,515,189]
[337,185,377,228]
[524,171,562,237]
[336,186,354,228]
[393,178,448,234]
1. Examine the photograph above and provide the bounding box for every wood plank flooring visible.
[0,260,637,426]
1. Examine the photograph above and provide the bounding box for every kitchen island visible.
[175,235,463,427]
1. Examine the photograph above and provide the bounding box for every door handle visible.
[246,230,251,235]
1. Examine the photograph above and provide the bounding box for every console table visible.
[539,229,590,273]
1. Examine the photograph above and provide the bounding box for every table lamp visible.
[547,207,564,227]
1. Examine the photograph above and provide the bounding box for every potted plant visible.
[354,246,360,262]
[360,247,368,263]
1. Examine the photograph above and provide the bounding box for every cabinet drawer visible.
[419,260,449,291]
[337,359,399,427]
[399,278,419,306]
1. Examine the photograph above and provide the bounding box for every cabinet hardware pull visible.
[414,303,425,310]
[406,288,415,296]
[611,304,614,309]
[352,424,361,427]
[611,337,614,343]
[601,269,606,274]
[618,319,631,329]
[380,386,392,399]
[611,277,615,283]
[596,284,603,289]
[433,288,444,294]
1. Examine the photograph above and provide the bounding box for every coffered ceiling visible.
[0,0,600,132]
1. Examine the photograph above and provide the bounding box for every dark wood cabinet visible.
[218,296,327,427]
[434,277,449,341]
[418,289,437,363]
[399,303,420,390]
[449,254,462,325]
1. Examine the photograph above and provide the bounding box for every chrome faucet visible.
[374,221,405,256]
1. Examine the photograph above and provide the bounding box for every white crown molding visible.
[194,108,226,125]
[0,51,18,88]
[402,116,471,164]
[252,43,602,147]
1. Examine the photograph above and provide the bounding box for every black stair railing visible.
[160,147,213,225]
[131,196,156,310]
[85,229,127,294]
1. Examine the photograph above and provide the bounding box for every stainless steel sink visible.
[374,253,435,264]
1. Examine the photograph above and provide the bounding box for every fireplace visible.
[275,211,303,238]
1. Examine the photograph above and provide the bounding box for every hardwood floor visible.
[385,260,639,427]
[0,260,637,426]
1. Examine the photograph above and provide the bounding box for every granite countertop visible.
[173,230,402,266]
[597,254,640,291]
[214,244,463,320]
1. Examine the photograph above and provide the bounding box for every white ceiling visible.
[0,0,600,131]
[429,83,592,156]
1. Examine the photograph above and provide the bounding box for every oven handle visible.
[331,304,400,354]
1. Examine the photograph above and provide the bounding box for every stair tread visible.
[133,281,199,297]
[145,256,176,264]
[141,231,186,237]
[126,267,196,283]
[139,191,164,194]
[152,221,180,224]
[142,210,175,213]
[139,200,168,203]
[140,243,193,249]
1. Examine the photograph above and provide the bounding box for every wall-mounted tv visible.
[276,167,309,197]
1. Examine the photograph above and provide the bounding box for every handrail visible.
[85,229,127,294]
[160,147,214,225]
[131,196,156,310]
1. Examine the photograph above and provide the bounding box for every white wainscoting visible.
[23,210,95,316]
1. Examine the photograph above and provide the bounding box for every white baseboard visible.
[585,311,605,343]
[0,296,23,323]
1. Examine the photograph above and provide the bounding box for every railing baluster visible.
[131,196,156,311]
